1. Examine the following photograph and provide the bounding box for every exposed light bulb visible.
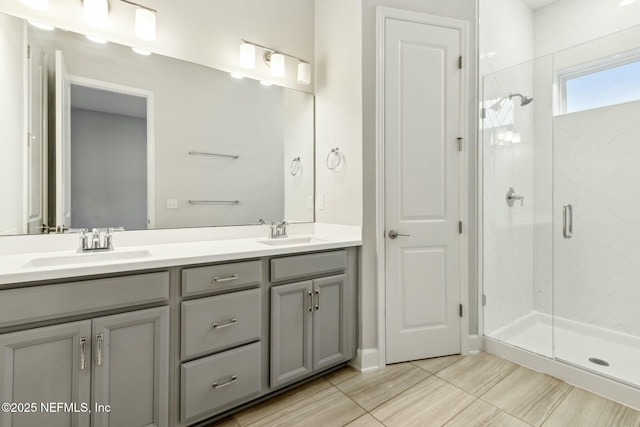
[132,47,151,56]
[297,62,311,85]
[28,21,55,31]
[135,8,156,41]
[240,43,256,69]
[270,53,285,78]
[230,72,245,79]
[620,0,636,6]
[84,0,109,28]
[260,81,273,86]
[21,0,48,11]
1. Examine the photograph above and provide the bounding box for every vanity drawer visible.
[270,250,347,283]
[0,272,169,328]
[181,288,261,359]
[182,260,262,297]
[181,342,262,421]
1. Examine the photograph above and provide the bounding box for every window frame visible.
[555,49,640,115]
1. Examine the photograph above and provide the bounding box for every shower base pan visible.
[488,311,640,390]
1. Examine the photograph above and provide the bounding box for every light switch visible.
[317,195,324,210]
[166,199,178,209]
[307,195,313,210]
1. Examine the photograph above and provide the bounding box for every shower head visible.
[509,92,534,106]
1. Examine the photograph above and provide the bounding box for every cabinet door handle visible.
[96,334,104,366]
[213,274,239,283]
[80,337,88,370]
[212,375,238,389]
[315,289,319,310]
[212,318,238,329]
[563,204,573,239]
[308,290,313,311]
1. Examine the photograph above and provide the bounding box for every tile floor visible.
[208,352,640,427]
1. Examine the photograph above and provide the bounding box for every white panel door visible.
[27,44,47,234]
[384,18,462,363]
[55,50,72,229]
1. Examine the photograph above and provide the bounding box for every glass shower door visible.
[552,27,640,388]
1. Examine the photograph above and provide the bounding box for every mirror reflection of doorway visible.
[55,51,155,231]
[69,83,149,230]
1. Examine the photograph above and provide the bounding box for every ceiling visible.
[521,0,560,10]
[70,85,147,119]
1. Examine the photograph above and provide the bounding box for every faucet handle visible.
[108,227,126,232]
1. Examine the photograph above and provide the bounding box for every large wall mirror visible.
[0,12,315,236]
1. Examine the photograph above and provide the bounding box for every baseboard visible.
[349,348,380,372]
[467,334,482,354]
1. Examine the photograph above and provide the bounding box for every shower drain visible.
[588,358,610,367]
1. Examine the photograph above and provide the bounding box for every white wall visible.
[534,0,640,58]
[314,0,363,227]
[0,14,25,235]
[40,29,286,229]
[283,90,314,222]
[0,0,314,92]
[359,0,478,357]
[70,108,147,230]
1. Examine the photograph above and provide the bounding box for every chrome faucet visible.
[75,227,124,252]
[268,221,288,239]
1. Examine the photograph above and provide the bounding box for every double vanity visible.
[0,224,360,427]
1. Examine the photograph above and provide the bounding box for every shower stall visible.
[482,24,640,398]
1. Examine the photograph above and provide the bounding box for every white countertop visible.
[0,223,361,285]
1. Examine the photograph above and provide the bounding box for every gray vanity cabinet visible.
[270,274,349,388]
[270,281,314,388]
[92,306,169,427]
[0,307,168,427]
[0,321,92,427]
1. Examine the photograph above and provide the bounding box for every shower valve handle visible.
[506,187,524,207]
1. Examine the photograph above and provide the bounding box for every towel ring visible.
[326,147,341,170]
[290,157,301,176]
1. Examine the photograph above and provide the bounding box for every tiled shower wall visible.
[553,102,640,336]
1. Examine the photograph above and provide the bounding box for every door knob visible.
[388,230,410,239]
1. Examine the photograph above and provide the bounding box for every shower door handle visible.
[563,204,573,239]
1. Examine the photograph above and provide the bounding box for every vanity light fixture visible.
[83,0,109,28]
[240,42,256,69]
[28,20,55,30]
[21,0,48,11]
[620,0,636,5]
[269,53,285,78]
[239,39,311,84]
[120,0,157,41]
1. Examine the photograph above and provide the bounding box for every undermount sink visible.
[258,237,326,246]
[23,250,153,268]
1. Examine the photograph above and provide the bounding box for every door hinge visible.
[27,44,31,59]
[459,304,463,317]
[458,221,462,234]
[482,294,487,306]
[457,137,463,152]
[458,55,462,69]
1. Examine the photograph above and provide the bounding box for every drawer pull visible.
[315,289,320,310]
[213,274,239,283]
[80,337,88,370]
[308,290,313,312]
[212,375,238,389]
[96,334,104,366]
[212,318,238,329]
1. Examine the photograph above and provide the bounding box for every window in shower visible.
[558,56,640,114]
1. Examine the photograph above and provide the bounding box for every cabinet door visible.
[0,321,92,427]
[270,281,313,388]
[92,307,169,427]
[312,275,348,370]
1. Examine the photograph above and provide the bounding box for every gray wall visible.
[70,108,147,230]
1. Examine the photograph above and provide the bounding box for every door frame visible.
[375,7,471,368]
[66,75,156,229]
